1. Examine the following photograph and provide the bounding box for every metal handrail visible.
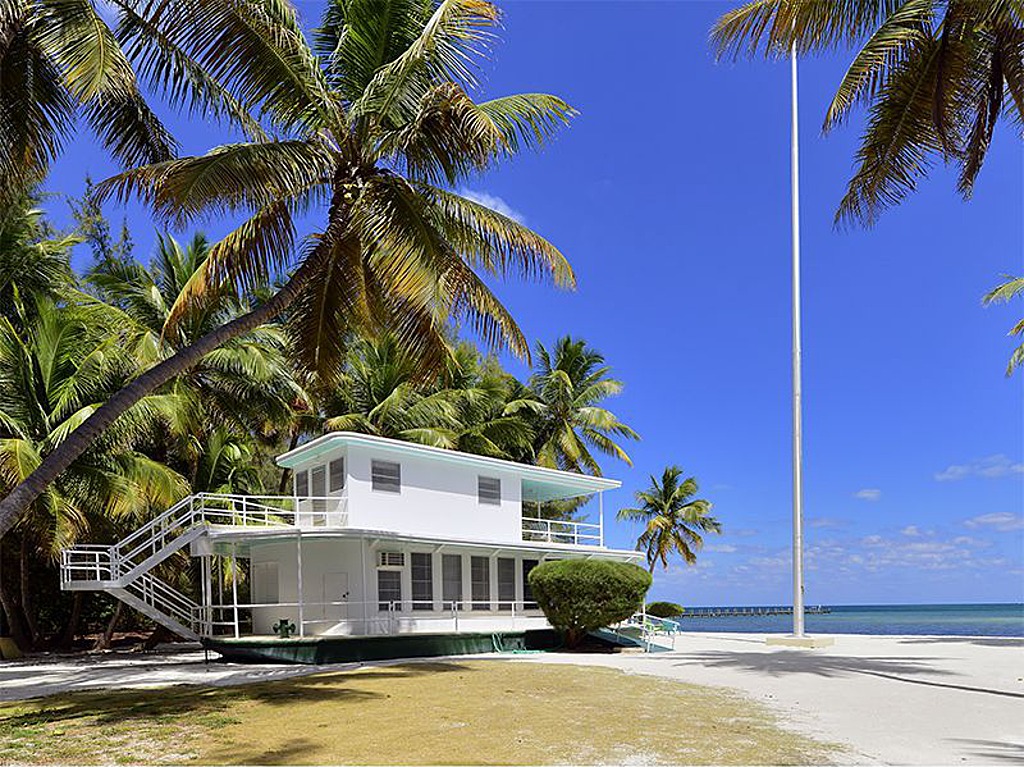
[521,516,602,546]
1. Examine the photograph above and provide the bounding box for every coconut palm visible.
[712,1,1024,226]
[0,297,185,647]
[0,193,80,322]
[617,466,721,573]
[983,275,1024,375]
[0,0,575,537]
[323,334,533,458]
[0,0,178,199]
[87,232,306,436]
[514,336,638,475]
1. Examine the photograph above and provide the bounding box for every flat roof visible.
[276,431,620,501]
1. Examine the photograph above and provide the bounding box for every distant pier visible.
[677,605,831,618]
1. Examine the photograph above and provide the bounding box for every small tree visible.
[646,601,685,619]
[528,559,651,648]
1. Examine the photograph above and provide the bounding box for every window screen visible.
[478,476,501,505]
[377,570,401,611]
[497,557,515,611]
[295,470,308,497]
[411,552,433,611]
[329,458,345,492]
[442,554,462,606]
[371,460,401,493]
[522,559,539,609]
[471,556,490,611]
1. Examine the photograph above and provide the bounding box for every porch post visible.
[359,537,368,633]
[598,491,604,547]
[202,555,212,635]
[296,530,305,637]
[231,542,240,639]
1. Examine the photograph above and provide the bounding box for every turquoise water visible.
[671,603,1024,637]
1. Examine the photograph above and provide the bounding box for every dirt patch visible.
[0,660,836,765]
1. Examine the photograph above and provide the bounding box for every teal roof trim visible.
[276,432,620,501]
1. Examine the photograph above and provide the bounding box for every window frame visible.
[410,552,434,611]
[477,476,501,505]
[371,459,402,494]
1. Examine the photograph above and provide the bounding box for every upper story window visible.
[372,460,401,493]
[478,476,501,505]
[329,458,345,492]
[295,469,309,497]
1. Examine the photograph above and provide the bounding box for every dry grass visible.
[0,660,836,765]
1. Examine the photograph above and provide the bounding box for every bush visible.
[528,559,652,648]
[646,601,685,618]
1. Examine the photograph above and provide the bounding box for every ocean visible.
[669,603,1024,637]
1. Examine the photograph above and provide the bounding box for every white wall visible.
[291,442,524,544]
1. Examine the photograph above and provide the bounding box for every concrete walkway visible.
[1,633,1022,765]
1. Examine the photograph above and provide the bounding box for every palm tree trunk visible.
[18,535,39,647]
[0,541,30,651]
[276,429,301,493]
[93,601,123,651]
[58,592,84,651]
[0,257,321,540]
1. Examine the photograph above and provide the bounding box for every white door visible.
[321,572,348,621]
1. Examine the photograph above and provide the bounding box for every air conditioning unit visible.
[377,551,405,568]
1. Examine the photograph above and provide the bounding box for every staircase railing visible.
[61,493,348,584]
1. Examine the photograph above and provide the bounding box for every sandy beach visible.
[1,633,1021,765]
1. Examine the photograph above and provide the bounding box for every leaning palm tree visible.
[712,1,1024,226]
[0,0,575,538]
[983,275,1024,375]
[0,297,186,648]
[617,467,721,573]
[516,336,638,475]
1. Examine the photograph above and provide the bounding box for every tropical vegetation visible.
[528,559,652,648]
[618,466,722,572]
[646,600,685,619]
[713,0,1024,226]
[983,275,1024,375]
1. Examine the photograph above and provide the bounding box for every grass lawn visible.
[0,659,836,765]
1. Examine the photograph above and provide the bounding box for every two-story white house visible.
[61,432,642,649]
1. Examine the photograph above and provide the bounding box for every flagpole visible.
[790,42,806,638]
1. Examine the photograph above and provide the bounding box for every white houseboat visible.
[60,432,642,648]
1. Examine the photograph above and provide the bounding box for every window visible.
[295,469,309,497]
[478,476,501,505]
[497,557,515,611]
[311,465,327,521]
[442,554,462,607]
[372,460,401,493]
[377,570,401,611]
[471,556,490,611]
[522,559,539,609]
[411,552,433,611]
[329,458,345,492]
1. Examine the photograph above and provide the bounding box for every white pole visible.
[598,492,604,547]
[790,43,805,638]
[296,531,305,637]
[231,542,240,638]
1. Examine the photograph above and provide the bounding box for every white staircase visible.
[59,493,321,640]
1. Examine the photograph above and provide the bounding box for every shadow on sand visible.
[948,738,1024,764]
[672,650,1024,699]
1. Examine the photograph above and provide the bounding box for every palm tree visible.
[0,0,178,199]
[712,1,1024,226]
[323,335,534,458]
[0,297,185,648]
[983,275,1024,375]
[0,0,576,538]
[516,336,638,475]
[617,466,721,573]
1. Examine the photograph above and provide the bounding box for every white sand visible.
[511,632,1024,765]
[1,633,1021,765]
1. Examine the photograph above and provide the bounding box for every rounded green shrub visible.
[646,601,685,618]
[528,559,652,648]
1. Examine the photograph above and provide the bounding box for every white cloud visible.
[935,455,1024,482]
[457,189,526,224]
[853,488,882,502]
[809,517,847,529]
[705,544,737,553]
[964,512,1024,532]
[901,525,922,537]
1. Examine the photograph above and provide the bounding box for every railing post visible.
[598,491,604,547]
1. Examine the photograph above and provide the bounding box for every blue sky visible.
[41,1,1022,606]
